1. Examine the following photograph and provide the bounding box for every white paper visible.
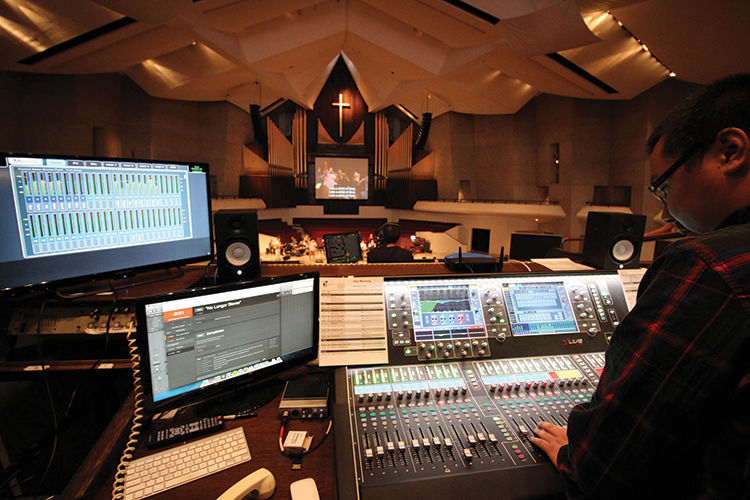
[531,258,595,271]
[318,276,388,366]
[618,268,648,311]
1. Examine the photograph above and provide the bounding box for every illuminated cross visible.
[332,93,350,138]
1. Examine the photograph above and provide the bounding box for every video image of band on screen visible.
[314,157,368,200]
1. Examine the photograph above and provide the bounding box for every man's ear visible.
[716,127,750,174]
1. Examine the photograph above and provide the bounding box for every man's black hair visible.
[380,224,401,245]
[646,73,750,161]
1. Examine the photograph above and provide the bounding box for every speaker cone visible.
[611,239,636,263]
[225,241,252,267]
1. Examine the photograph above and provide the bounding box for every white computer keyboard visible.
[123,427,252,500]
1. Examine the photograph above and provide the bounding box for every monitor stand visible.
[54,267,185,299]
[193,377,286,418]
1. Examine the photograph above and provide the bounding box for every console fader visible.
[334,271,630,500]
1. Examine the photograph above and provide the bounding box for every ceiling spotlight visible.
[641,44,649,52]
[669,72,676,78]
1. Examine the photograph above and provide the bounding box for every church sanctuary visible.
[1,1,749,499]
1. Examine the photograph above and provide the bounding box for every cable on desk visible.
[112,321,142,500]
[278,411,333,470]
[508,259,532,272]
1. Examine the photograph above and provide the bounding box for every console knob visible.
[367,393,374,402]
[398,391,404,400]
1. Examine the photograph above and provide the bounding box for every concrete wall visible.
[0,70,703,236]
[0,71,252,197]
[425,78,702,237]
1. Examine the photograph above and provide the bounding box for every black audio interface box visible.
[277,379,329,419]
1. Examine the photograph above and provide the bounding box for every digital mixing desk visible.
[333,271,630,500]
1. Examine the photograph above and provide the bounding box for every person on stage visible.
[530,73,750,499]
[367,223,414,263]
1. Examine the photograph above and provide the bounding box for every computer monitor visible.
[0,152,213,294]
[509,233,563,261]
[135,272,319,416]
[323,232,363,263]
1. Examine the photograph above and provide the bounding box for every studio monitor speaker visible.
[214,209,260,283]
[583,212,647,269]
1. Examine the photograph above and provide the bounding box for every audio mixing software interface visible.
[334,271,628,500]
[8,157,195,258]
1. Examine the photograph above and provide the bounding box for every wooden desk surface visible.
[64,370,337,500]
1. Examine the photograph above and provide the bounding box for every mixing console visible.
[334,271,630,500]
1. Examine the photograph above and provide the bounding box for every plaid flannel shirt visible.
[557,206,750,500]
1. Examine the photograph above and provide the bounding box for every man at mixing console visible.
[530,73,750,499]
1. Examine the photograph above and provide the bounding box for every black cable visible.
[278,412,333,460]
[1,284,119,496]
[62,279,117,418]
[33,299,57,499]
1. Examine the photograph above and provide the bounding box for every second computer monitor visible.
[509,233,563,261]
